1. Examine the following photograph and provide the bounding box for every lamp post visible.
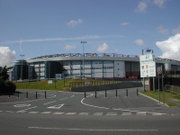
[81,41,87,79]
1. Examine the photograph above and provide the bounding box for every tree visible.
[0,66,16,94]
[0,66,9,81]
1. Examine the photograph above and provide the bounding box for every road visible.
[0,87,180,135]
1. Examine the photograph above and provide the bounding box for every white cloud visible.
[135,1,148,13]
[172,25,180,34]
[134,39,145,46]
[156,34,180,60]
[120,22,129,26]
[64,44,76,50]
[135,0,167,13]
[0,35,100,45]
[0,47,16,67]
[153,0,166,8]
[97,43,108,53]
[157,25,169,34]
[67,19,83,28]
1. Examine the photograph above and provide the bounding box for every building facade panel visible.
[11,53,180,81]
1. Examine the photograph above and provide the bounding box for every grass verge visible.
[141,90,180,106]
[15,79,121,91]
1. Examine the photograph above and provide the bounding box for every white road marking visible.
[121,112,132,116]
[16,111,26,113]
[93,112,103,116]
[151,112,166,116]
[29,111,39,114]
[79,112,89,116]
[17,106,38,113]
[53,112,64,115]
[48,104,64,109]
[48,94,56,99]
[0,110,3,113]
[6,111,14,113]
[81,95,110,110]
[65,112,77,115]
[58,95,75,101]
[136,112,147,116]
[41,111,51,114]
[14,104,31,108]
[106,112,118,116]
[28,127,159,132]
[43,101,56,106]
[139,93,169,107]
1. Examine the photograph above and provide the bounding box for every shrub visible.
[0,80,6,94]
[0,80,16,94]
[6,81,16,94]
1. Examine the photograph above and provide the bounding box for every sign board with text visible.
[140,54,156,78]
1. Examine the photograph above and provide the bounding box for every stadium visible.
[11,53,180,81]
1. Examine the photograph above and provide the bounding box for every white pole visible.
[81,41,87,79]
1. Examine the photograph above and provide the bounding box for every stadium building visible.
[11,53,180,81]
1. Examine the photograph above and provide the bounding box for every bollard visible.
[84,91,86,98]
[137,88,139,96]
[105,90,107,97]
[36,92,38,99]
[18,92,20,98]
[8,93,10,98]
[126,89,128,96]
[116,89,118,97]
[45,91,47,99]
[26,92,28,98]
[95,90,97,98]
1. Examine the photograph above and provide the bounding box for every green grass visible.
[15,79,121,91]
[141,90,180,106]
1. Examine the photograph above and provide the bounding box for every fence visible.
[164,85,180,95]
[71,81,142,92]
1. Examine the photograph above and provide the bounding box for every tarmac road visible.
[0,87,180,135]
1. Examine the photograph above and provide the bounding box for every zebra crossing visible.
[0,110,167,117]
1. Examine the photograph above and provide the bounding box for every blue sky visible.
[0,0,180,66]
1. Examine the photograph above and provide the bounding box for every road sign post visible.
[140,54,156,91]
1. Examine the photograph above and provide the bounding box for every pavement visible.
[0,87,180,135]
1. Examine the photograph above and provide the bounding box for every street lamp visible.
[81,41,87,79]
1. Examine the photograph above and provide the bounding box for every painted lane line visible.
[79,112,89,116]
[53,112,64,115]
[58,95,75,101]
[48,94,56,99]
[121,112,132,116]
[65,112,77,115]
[14,104,31,108]
[16,111,26,113]
[139,93,169,107]
[43,101,56,106]
[17,106,38,113]
[106,112,118,116]
[6,111,14,113]
[151,112,166,116]
[136,112,147,116]
[81,94,110,110]
[47,104,64,109]
[29,111,39,114]
[93,112,103,116]
[41,111,51,114]
[28,127,159,132]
